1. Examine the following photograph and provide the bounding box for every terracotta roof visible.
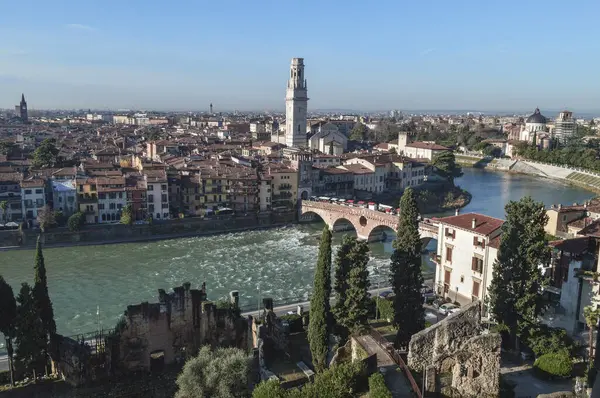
[488,235,501,249]
[577,219,600,238]
[405,141,449,150]
[549,237,591,254]
[439,213,504,236]
[339,164,373,175]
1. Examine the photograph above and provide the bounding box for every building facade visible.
[285,58,308,148]
[21,179,46,224]
[145,172,170,220]
[552,110,577,143]
[434,213,504,306]
[51,180,78,217]
[97,177,126,223]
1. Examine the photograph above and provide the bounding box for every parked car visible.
[432,298,445,309]
[447,307,461,315]
[379,290,394,299]
[438,303,459,316]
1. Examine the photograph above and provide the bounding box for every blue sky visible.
[2,0,600,112]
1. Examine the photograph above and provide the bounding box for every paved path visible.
[355,335,413,398]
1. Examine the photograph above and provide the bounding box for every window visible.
[148,194,154,202]
[446,247,453,262]
[163,213,169,218]
[161,184,167,191]
[445,228,455,239]
[25,189,32,194]
[472,280,480,301]
[98,203,105,210]
[162,203,168,209]
[117,204,122,210]
[79,185,84,192]
[35,189,43,194]
[149,204,155,212]
[473,236,486,248]
[109,203,116,210]
[471,257,484,273]
[162,194,168,202]
[148,185,154,191]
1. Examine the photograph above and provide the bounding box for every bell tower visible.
[19,94,28,123]
[285,58,308,148]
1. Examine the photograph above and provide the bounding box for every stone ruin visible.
[113,282,250,373]
[407,301,501,398]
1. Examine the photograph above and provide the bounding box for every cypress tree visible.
[332,235,355,324]
[390,188,425,348]
[14,283,46,380]
[488,197,549,345]
[0,276,17,386]
[308,226,332,372]
[33,236,56,338]
[336,239,371,334]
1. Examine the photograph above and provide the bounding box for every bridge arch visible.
[331,217,357,235]
[367,224,396,243]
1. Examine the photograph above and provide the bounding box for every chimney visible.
[455,208,459,216]
[472,218,477,229]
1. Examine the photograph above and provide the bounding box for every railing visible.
[369,328,422,398]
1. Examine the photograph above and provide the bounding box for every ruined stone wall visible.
[408,301,501,398]
[408,301,482,372]
[117,283,248,372]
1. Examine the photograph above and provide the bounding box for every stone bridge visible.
[300,200,439,243]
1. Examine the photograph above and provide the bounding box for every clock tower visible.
[285,58,308,148]
[19,94,28,123]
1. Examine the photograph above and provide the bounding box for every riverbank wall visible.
[458,153,600,194]
[0,211,297,251]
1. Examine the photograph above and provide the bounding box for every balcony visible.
[273,192,293,200]
[278,183,292,190]
[79,194,98,203]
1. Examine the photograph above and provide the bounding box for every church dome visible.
[526,108,547,124]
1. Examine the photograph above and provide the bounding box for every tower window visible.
[298,124,300,134]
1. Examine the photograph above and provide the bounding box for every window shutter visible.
[481,239,486,249]
[471,257,476,271]
[473,236,478,245]
[452,230,456,239]
[445,227,449,236]
[472,281,480,297]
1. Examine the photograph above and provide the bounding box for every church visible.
[519,108,549,142]
[307,121,348,155]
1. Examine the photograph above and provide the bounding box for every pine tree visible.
[308,226,332,372]
[336,239,371,334]
[488,196,549,346]
[33,236,56,338]
[390,188,425,348]
[14,283,46,380]
[0,276,17,386]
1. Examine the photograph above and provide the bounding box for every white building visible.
[21,178,46,223]
[308,122,347,155]
[552,110,577,143]
[519,108,547,142]
[397,132,449,160]
[341,157,387,194]
[285,58,309,148]
[51,180,78,217]
[257,178,272,211]
[434,213,504,306]
[145,172,170,220]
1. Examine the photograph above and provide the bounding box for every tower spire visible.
[285,58,308,148]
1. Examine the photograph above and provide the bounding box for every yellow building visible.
[267,166,298,210]
[76,177,99,224]
[181,175,204,216]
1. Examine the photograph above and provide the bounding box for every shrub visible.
[374,297,394,322]
[67,212,85,232]
[526,325,575,357]
[533,350,573,379]
[368,372,392,398]
[252,379,287,398]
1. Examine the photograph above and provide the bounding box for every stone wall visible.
[408,301,501,398]
[2,210,297,249]
[116,282,249,372]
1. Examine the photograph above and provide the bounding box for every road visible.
[0,285,440,372]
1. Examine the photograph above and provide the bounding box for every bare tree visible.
[37,206,56,232]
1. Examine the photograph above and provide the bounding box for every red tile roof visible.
[439,213,504,236]
[406,141,449,150]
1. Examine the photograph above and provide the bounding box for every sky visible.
[2,0,600,113]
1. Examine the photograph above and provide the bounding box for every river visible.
[0,168,594,340]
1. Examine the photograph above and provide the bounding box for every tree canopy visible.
[349,123,368,141]
[332,236,371,334]
[33,236,56,340]
[308,226,332,372]
[14,283,46,379]
[390,188,425,348]
[432,151,463,185]
[488,197,549,344]
[120,204,134,225]
[31,139,60,168]
[0,276,17,385]
[175,346,252,398]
